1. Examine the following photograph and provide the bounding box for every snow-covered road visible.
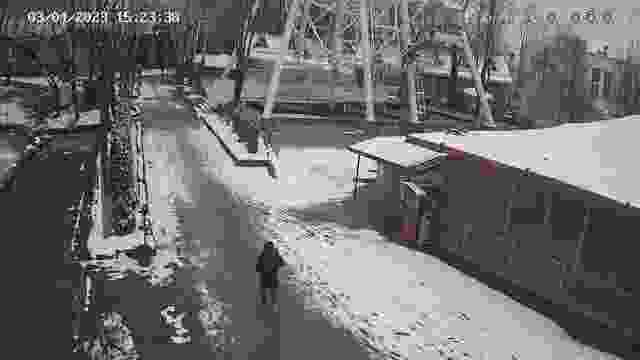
[133,77,621,360]
[190,128,620,360]
[138,85,373,360]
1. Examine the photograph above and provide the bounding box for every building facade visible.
[417,0,513,120]
[516,29,640,126]
[584,51,628,118]
[349,119,639,350]
[404,120,639,346]
[619,40,640,116]
[516,29,591,127]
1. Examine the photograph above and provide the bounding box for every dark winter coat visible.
[256,248,285,289]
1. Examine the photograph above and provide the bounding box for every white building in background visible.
[583,39,640,118]
[627,39,640,64]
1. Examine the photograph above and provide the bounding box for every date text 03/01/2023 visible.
[26,9,181,25]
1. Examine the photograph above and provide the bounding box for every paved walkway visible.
[2,149,95,358]
[140,77,274,168]
[0,80,101,192]
[137,78,373,360]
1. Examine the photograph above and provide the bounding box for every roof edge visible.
[405,133,640,209]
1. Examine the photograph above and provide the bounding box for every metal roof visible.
[408,115,640,208]
[348,136,445,170]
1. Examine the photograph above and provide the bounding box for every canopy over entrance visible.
[348,136,444,170]
[347,135,445,199]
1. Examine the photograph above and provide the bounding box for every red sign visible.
[400,222,417,242]
[479,159,498,177]
[446,147,465,160]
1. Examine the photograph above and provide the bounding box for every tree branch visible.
[238,0,262,59]
[245,31,256,58]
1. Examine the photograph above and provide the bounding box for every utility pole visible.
[70,0,80,123]
[359,0,375,127]
[263,0,302,122]
[328,0,344,112]
[399,0,418,136]
[482,0,497,86]
[461,31,494,127]
[477,0,496,118]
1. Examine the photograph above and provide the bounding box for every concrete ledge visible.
[177,88,273,168]
[200,112,271,167]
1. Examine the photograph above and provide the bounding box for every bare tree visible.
[230,0,262,108]
[552,32,588,122]
[207,0,284,109]
[0,3,9,35]
[463,0,514,59]
[416,0,514,110]
[523,30,589,124]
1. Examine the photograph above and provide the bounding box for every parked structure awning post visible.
[348,136,445,171]
[353,154,361,199]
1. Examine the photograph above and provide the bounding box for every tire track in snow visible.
[238,197,541,360]
[239,197,412,360]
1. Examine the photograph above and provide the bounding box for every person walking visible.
[256,241,285,311]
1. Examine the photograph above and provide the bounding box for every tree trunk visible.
[232,54,248,108]
[448,49,458,108]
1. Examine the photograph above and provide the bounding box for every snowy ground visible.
[134,83,374,359]
[81,97,235,359]
[191,79,622,359]
[0,131,28,174]
[102,77,624,360]
[188,120,621,360]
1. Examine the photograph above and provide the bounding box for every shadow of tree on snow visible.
[282,182,394,235]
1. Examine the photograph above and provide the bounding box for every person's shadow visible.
[249,304,281,360]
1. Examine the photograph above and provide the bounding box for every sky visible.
[502,0,640,58]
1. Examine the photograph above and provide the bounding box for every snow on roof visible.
[408,115,640,208]
[348,136,444,169]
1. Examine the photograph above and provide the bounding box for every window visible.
[603,71,612,98]
[582,206,615,275]
[590,68,601,98]
[590,82,599,98]
[377,161,385,178]
[510,183,547,226]
[636,73,640,103]
[580,206,638,293]
[550,191,586,242]
[561,79,571,97]
[619,75,626,100]
[389,5,397,26]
